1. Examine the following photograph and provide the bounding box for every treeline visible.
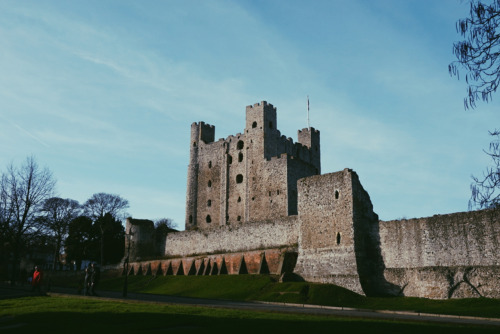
[0,156,174,283]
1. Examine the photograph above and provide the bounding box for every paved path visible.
[2,283,500,328]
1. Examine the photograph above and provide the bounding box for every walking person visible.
[84,263,92,296]
[90,262,100,296]
[31,266,43,295]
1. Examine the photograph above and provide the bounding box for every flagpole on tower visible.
[307,95,310,130]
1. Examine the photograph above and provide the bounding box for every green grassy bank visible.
[90,274,500,319]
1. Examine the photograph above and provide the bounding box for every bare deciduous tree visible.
[449,0,500,109]
[0,156,56,283]
[470,130,500,209]
[154,218,178,230]
[40,197,81,270]
[83,193,129,266]
[154,218,177,257]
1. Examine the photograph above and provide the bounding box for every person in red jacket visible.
[31,266,43,294]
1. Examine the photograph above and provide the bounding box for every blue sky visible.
[1,0,498,228]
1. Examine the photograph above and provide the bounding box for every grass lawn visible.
[92,275,500,319]
[0,295,498,334]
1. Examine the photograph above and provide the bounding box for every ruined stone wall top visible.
[126,218,155,261]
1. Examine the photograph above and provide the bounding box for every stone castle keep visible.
[125,101,500,299]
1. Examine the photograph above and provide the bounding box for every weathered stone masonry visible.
[125,101,500,299]
[379,210,500,298]
[165,217,299,258]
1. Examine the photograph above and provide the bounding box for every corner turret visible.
[245,101,279,159]
[298,127,321,174]
[186,122,215,230]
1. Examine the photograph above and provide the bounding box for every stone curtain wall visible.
[165,217,299,258]
[380,210,500,268]
[379,210,500,298]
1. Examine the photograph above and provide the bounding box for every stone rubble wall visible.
[293,247,364,294]
[380,210,500,268]
[379,210,500,298]
[165,216,299,258]
[383,266,500,299]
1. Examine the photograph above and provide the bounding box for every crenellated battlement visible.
[196,118,318,169]
[192,121,214,129]
[246,100,276,111]
[190,121,215,145]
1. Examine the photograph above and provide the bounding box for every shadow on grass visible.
[0,296,498,334]
[3,310,499,334]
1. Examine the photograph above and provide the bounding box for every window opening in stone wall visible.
[252,121,257,128]
[335,190,339,199]
[228,154,232,164]
[336,232,341,245]
[277,190,280,195]
[269,121,273,129]
[209,161,212,168]
[238,152,243,162]
[237,196,241,202]
[237,216,241,221]
[269,191,271,196]
[193,142,197,147]
[208,180,212,187]
[207,200,211,207]
[237,140,244,150]
[189,215,193,224]
[206,215,212,223]
[252,197,255,201]
[236,174,243,183]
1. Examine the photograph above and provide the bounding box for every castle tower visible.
[185,122,215,230]
[185,101,321,230]
[294,168,390,296]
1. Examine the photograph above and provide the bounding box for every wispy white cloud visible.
[12,123,50,148]
[0,113,50,148]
